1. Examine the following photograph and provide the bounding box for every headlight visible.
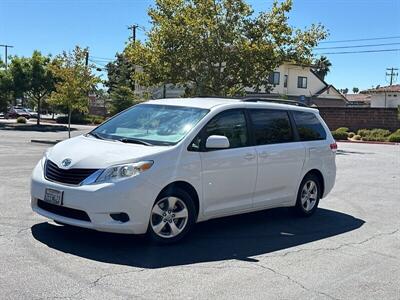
[95,161,154,183]
[41,147,52,168]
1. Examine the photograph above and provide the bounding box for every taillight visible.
[330,142,338,151]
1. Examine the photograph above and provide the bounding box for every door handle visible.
[258,151,268,158]
[244,153,256,160]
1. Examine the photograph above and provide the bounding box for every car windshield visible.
[91,104,209,146]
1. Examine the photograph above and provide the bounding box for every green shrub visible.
[388,132,400,142]
[348,132,355,138]
[56,114,105,125]
[89,115,105,125]
[331,130,348,140]
[357,129,370,137]
[16,116,27,124]
[335,127,349,133]
[353,134,361,140]
[359,129,391,142]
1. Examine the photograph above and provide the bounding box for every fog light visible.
[110,213,130,223]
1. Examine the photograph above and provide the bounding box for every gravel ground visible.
[0,124,399,300]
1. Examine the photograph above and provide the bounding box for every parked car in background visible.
[31,98,337,244]
[5,107,31,119]
[23,108,38,119]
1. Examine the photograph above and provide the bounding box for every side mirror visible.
[205,135,230,149]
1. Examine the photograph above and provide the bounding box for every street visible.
[0,125,399,300]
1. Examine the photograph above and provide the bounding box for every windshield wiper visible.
[118,138,153,146]
[87,132,105,140]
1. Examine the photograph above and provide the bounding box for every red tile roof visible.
[361,84,400,93]
[346,94,371,102]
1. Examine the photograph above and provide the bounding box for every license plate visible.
[44,188,63,206]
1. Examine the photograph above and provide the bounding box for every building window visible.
[297,76,307,89]
[284,75,288,88]
[268,72,280,85]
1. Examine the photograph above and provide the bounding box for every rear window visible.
[249,109,293,145]
[292,111,326,141]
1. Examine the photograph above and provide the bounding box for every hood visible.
[47,135,170,169]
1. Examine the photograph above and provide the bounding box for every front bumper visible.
[30,160,160,234]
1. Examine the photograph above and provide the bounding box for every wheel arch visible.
[157,181,200,220]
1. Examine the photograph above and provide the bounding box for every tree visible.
[7,51,55,124]
[126,0,327,96]
[106,52,136,93]
[0,61,13,112]
[352,87,359,94]
[314,55,332,80]
[108,86,137,115]
[340,88,349,94]
[49,46,100,137]
[105,52,140,114]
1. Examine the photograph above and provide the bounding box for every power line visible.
[319,36,400,44]
[315,42,400,50]
[320,48,400,55]
[91,56,115,61]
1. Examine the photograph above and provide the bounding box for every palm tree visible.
[314,56,332,80]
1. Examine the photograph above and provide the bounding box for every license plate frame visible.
[43,188,64,206]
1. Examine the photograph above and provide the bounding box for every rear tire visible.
[147,188,196,244]
[294,173,321,217]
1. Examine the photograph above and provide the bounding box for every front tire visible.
[147,188,196,244]
[294,173,321,217]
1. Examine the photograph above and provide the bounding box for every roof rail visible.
[242,97,309,107]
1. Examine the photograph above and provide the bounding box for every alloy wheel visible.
[301,180,318,212]
[150,196,189,238]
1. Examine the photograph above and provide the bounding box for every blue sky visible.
[0,0,399,91]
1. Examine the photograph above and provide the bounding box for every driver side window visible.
[204,110,248,150]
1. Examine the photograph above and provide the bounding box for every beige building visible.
[245,63,347,107]
[360,85,400,108]
[136,62,347,107]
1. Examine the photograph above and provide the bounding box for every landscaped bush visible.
[16,116,27,124]
[348,132,355,138]
[56,114,105,125]
[388,129,400,142]
[335,127,349,133]
[89,115,105,125]
[358,129,391,142]
[331,130,348,140]
[353,134,361,140]
[357,129,370,137]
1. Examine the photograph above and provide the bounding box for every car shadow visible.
[336,149,374,155]
[31,208,364,269]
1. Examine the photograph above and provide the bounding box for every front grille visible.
[45,160,98,185]
[37,199,91,222]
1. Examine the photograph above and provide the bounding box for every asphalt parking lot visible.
[0,122,399,300]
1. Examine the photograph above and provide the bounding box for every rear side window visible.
[249,109,293,145]
[292,111,326,141]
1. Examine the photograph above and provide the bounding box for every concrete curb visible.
[337,140,399,146]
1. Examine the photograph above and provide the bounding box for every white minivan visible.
[31,98,336,243]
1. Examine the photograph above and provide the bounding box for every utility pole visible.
[0,44,14,70]
[386,67,398,86]
[128,24,139,42]
[85,50,89,67]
